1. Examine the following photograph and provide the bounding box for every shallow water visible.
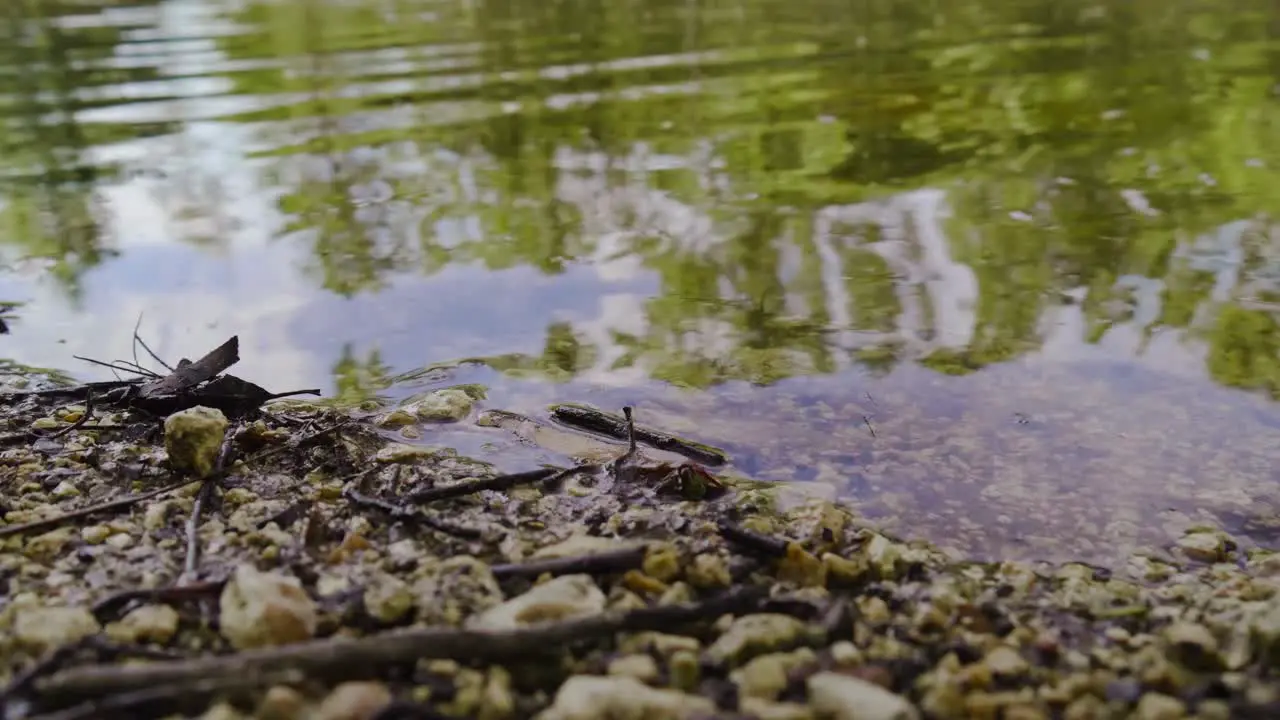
[2,0,1280,565]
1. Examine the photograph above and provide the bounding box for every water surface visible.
[3,0,1280,565]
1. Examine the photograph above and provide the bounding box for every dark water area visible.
[3,0,1280,565]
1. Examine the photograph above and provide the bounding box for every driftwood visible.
[0,336,321,419]
[550,402,728,466]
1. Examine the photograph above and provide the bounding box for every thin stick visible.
[183,436,236,579]
[491,545,648,581]
[38,587,768,699]
[863,415,877,438]
[91,579,227,622]
[0,478,195,539]
[71,356,160,379]
[32,389,95,440]
[133,314,174,372]
[406,467,562,504]
[343,487,483,539]
[716,520,790,558]
[622,405,637,453]
[0,422,347,540]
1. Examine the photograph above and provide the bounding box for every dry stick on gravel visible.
[490,545,649,581]
[30,389,95,440]
[39,586,770,700]
[716,520,791,558]
[0,421,351,541]
[342,487,485,540]
[183,435,238,579]
[0,478,195,540]
[91,579,228,623]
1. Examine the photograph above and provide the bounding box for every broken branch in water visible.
[37,586,770,700]
[406,467,564,504]
[549,402,728,466]
[490,545,648,581]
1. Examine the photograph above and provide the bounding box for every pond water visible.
[3,0,1280,566]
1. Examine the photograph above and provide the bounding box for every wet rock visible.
[375,444,439,464]
[13,605,100,652]
[823,552,870,586]
[618,632,701,657]
[469,574,605,631]
[255,684,308,720]
[862,534,903,579]
[1133,692,1186,720]
[535,675,714,720]
[314,681,392,720]
[807,671,921,720]
[1162,621,1221,670]
[1175,530,1225,563]
[219,564,318,649]
[410,386,483,423]
[164,406,229,477]
[374,409,417,429]
[706,613,809,665]
[112,603,180,645]
[414,556,504,626]
[778,543,827,588]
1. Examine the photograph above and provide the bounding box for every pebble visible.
[115,603,180,644]
[256,685,308,720]
[164,406,229,477]
[1175,531,1225,563]
[219,564,318,649]
[1133,691,1186,720]
[534,675,714,720]
[706,613,809,665]
[807,671,921,720]
[314,682,393,720]
[606,654,660,683]
[12,605,100,652]
[469,574,605,631]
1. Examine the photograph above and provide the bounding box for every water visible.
[3,0,1280,565]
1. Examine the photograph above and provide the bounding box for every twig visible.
[863,415,876,438]
[343,488,483,539]
[491,545,648,581]
[137,336,239,397]
[183,436,237,579]
[0,478,195,539]
[716,520,790,558]
[91,580,227,623]
[622,405,637,453]
[71,356,161,379]
[0,421,347,540]
[27,673,284,720]
[406,467,562,504]
[550,403,728,466]
[31,389,95,440]
[38,586,769,698]
[132,314,174,373]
